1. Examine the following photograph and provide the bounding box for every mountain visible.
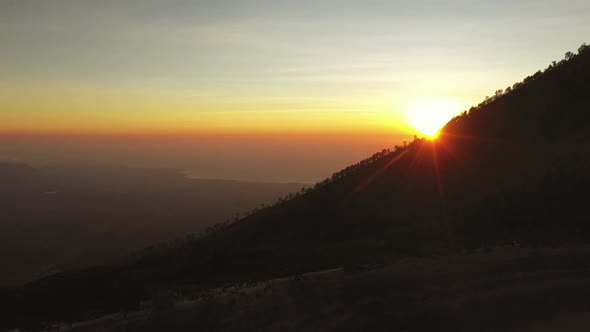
[2,43,590,331]
[0,161,46,196]
[0,164,307,286]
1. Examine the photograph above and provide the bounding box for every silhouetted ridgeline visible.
[444,43,590,140]
[2,43,590,330]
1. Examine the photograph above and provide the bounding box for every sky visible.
[1,0,590,182]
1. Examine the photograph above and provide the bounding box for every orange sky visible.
[4,1,587,139]
[2,1,589,181]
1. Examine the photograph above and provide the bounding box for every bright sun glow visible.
[404,97,465,139]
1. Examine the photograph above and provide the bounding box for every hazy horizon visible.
[0,132,413,183]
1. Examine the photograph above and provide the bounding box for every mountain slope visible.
[2,44,590,330]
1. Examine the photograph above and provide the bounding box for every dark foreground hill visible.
[49,245,590,332]
[2,43,590,331]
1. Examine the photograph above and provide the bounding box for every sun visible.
[404,97,464,139]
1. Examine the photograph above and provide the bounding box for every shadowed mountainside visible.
[2,43,590,331]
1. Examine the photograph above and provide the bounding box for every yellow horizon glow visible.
[0,93,398,136]
[1,82,474,139]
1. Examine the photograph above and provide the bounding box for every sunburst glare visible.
[404,98,465,139]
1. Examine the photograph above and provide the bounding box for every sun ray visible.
[352,149,409,194]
